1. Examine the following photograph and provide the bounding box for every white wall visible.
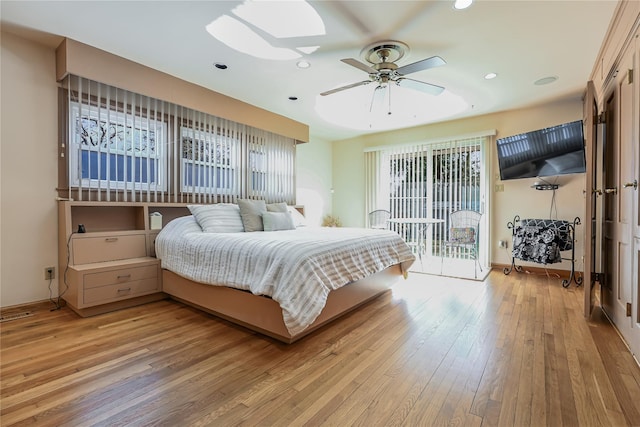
[1,31,59,307]
[331,98,586,272]
[296,136,332,226]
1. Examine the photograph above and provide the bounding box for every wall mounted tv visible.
[496,120,586,180]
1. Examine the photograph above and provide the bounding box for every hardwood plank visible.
[2,271,640,426]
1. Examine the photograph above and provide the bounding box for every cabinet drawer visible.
[83,278,159,304]
[84,265,158,289]
[73,234,146,264]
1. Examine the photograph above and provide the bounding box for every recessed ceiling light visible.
[454,0,473,10]
[297,60,311,69]
[288,96,298,101]
[214,63,228,70]
[484,72,497,80]
[534,76,558,85]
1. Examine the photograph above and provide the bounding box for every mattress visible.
[155,216,415,335]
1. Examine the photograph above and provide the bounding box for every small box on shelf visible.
[149,212,163,230]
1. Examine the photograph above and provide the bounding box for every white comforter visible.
[155,216,415,335]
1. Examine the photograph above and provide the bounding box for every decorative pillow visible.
[266,202,288,213]
[187,204,244,233]
[237,199,267,232]
[287,206,307,227]
[262,212,295,231]
[450,227,475,243]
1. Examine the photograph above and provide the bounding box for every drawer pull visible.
[117,274,132,280]
[105,237,119,242]
[117,287,132,293]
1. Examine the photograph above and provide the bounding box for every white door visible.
[628,32,640,359]
[602,38,640,358]
[583,81,599,316]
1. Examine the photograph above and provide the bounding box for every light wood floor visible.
[2,270,640,426]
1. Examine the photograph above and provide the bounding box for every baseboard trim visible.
[0,299,56,314]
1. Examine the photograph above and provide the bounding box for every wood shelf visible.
[58,201,192,316]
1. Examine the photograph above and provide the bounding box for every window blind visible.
[60,75,296,204]
[365,135,488,257]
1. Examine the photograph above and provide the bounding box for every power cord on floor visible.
[50,232,73,311]
[523,268,561,279]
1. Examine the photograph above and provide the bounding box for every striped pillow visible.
[188,204,244,233]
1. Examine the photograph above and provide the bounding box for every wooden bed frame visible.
[162,263,404,343]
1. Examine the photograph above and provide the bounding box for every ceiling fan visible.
[320,41,446,113]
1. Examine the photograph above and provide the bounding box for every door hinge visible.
[597,112,606,124]
[627,302,632,317]
[591,272,602,283]
[628,69,634,84]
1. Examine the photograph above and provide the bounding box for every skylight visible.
[232,0,325,38]
[206,15,302,60]
[206,0,325,61]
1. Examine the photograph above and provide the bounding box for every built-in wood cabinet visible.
[57,201,190,316]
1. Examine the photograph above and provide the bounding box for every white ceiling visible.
[1,0,618,141]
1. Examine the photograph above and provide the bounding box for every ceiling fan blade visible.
[341,58,378,74]
[320,80,371,96]
[395,56,446,76]
[396,77,445,96]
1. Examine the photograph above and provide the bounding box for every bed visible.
[155,205,415,343]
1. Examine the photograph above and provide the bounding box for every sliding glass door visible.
[365,134,490,276]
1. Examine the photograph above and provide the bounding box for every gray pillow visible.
[237,199,267,232]
[262,212,295,231]
[266,202,288,213]
[187,204,244,233]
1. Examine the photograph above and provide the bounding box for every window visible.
[180,127,238,194]
[70,102,165,191]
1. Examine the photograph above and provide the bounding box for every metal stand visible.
[503,215,583,288]
[503,215,523,276]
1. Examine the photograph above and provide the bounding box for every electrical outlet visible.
[494,184,504,192]
[498,240,508,249]
[44,267,55,280]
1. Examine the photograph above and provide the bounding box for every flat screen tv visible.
[496,120,586,180]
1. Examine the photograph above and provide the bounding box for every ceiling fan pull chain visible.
[369,86,378,112]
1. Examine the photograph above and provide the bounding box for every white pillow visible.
[262,212,295,231]
[187,204,244,233]
[287,206,307,227]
